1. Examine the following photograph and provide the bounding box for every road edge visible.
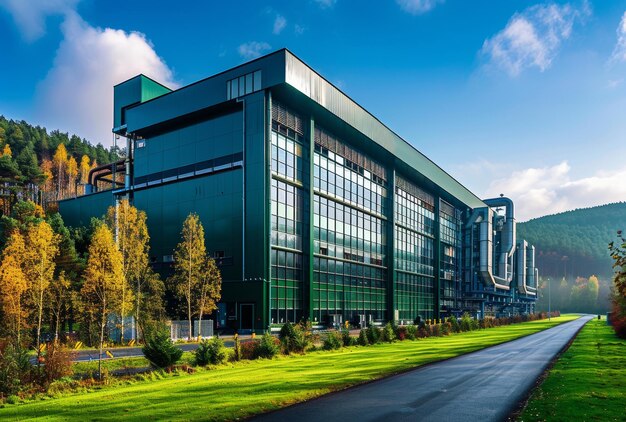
[505,315,592,421]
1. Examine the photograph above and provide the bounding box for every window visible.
[226,70,262,100]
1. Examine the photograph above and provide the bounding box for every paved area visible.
[253,315,593,422]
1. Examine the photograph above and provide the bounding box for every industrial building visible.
[59,49,538,332]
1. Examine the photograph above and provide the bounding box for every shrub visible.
[460,313,473,332]
[323,331,343,350]
[257,332,280,359]
[6,395,19,404]
[280,322,312,354]
[0,343,31,396]
[447,316,460,333]
[382,322,396,342]
[417,326,430,338]
[366,325,381,344]
[396,326,407,341]
[405,325,417,340]
[357,329,369,346]
[142,329,183,368]
[440,322,452,336]
[240,340,260,360]
[341,329,355,346]
[42,343,75,386]
[195,337,227,366]
[430,324,441,337]
[470,318,480,331]
[232,334,241,361]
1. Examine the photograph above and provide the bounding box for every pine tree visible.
[169,213,206,341]
[81,224,124,379]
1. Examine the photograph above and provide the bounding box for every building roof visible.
[118,48,486,209]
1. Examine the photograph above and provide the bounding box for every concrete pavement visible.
[253,315,593,422]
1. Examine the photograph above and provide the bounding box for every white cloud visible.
[484,161,626,221]
[294,24,306,35]
[0,0,79,41]
[610,11,626,63]
[314,0,336,9]
[273,14,286,35]
[35,12,177,146]
[238,41,271,60]
[481,2,589,77]
[396,0,444,15]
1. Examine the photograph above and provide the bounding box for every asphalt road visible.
[253,315,593,422]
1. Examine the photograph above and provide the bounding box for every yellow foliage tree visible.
[24,221,59,358]
[196,256,222,337]
[80,155,91,193]
[106,200,149,343]
[48,271,70,344]
[0,231,28,344]
[67,156,78,197]
[82,224,124,378]
[52,144,68,199]
[169,213,206,340]
[1,144,11,157]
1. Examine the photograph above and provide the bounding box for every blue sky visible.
[1,0,626,220]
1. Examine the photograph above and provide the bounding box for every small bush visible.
[142,329,183,368]
[0,343,31,396]
[341,329,355,346]
[447,316,461,333]
[382,322,396,342]
[396,326,407,341]
[366,325,381,344]
[6,395,19,405]
[405,325,417,340]
[43,343,75,386]
[440,322,452,336]
[430,324,441,337]
[460,313,473,332]
[232,335,241,361]
[323,331,343,350]
[357,329,369,346]
[240,340,260,360]
[280,322,312,354]
[257,332,280,359]
[195,337,227,366]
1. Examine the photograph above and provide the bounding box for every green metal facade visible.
[59,49,535,332]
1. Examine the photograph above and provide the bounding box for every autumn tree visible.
[196,257,221,337]
[0,231,28,344]
[81,224,123,378]
[67,156,78,197]
[23,221,59,359]
[79,155,90,194]
[52,143,67,199]
[48,271,70,343]
[170,213,206,341]
[1,144,11,157]
[106,200,149,343]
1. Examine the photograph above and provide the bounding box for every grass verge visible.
[518,318,625,421]
[1,315,578,421]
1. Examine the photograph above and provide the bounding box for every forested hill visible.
[517,202,626,278]
[0,116,120,214]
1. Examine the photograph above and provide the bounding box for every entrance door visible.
[239,303,254,332]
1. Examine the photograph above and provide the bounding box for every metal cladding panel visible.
[284,51,485,210]
[140,75,172,102]
[125,52,286,134]
[114,75,172,128]
[58,190,115,228]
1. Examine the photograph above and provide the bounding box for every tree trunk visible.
[135,279,141,342]
[36,281,44,366]
[99,298,106,381]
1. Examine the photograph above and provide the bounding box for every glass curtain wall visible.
[312,127,387,324]
[270,102,306,323]
[394,176,436,321]
[439,199,462,312]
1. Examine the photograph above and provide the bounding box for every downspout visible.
[517,240,528,294]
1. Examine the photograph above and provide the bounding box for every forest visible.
[0,115,120,215]
[518,202,626,314]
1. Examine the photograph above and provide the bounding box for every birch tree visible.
[106,200,147,343]
[0,231,28,344]
[196,257,221,337]
[170,213,205,341]
[24,221,59,360]
[81,224,123,379]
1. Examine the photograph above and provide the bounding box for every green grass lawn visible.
[519,318,626,422]
[1,315,578,421]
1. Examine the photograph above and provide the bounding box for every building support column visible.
[307,117,315,324]
[434,198,441,322]
[386,167,396,324]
